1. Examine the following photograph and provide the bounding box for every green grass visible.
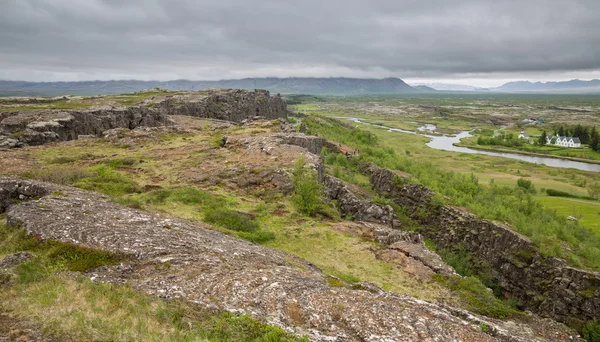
[0,215,127,283]
[432,275,520,319]
[73,165,141,197]
[537,197,600,233]
[304,115,600,271]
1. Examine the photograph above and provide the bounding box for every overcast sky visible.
[1,0,600,87]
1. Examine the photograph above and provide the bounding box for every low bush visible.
[21,166,93,185]
[144,187,229,208]
[517,178,536,194]
[203,208,275,243]
[582,319,600,342]
[204,209,259,232]
[106,157,137,168]
[433,274,520,319]
[546,189,578,198]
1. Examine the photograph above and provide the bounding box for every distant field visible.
[537,197,600,233]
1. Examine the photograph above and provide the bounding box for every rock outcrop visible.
[0,89,289,148]
[151,89,287,123]
[323,175,395,225]
[0,176,582,342]
[361,163,600,326]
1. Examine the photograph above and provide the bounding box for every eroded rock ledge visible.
[0,89,288,148]
[361,162,600,326]
[0,176,581,342]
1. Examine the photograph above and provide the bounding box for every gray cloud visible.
[1,0,600,83]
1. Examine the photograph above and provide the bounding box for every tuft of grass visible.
[143,187,229,208]
[106,157,137,168]
[0,215,127,284]
[327,277,344,288]
[21,166,93,185]
[433,275,520,319]
[204,208,275,243]
[582,319,600,342]
[73,165,140,197]
[204,209,259,232]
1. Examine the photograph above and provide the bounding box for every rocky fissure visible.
[361,162,600,326]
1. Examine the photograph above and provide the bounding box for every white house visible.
[546,136,582,148]
[518,131,529,140]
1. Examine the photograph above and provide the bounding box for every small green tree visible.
[517,178,536,194]
[538,131,548,146]
[291,155,324,216]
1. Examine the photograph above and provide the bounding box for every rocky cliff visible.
[0,89,288,148]
[361,163,600,326]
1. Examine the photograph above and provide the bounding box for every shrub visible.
[106,157,137,168]
[437,247,475,277]
[582,320,600,342]
[291,155,324,216]
[144,187,229,208]
[237,230,275,244]
[204,209,259,232]
[212,135,226,148]
[546,189,578,198]
[517,178,536,194]
[433,275,520,319]
[21,166,93,185]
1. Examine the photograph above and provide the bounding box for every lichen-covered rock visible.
[0,176,580,342]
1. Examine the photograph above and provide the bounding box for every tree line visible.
[539,124,600,151]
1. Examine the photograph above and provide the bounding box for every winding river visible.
[337,117,600,172]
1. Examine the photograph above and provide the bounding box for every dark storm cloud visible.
[1,0,599,81]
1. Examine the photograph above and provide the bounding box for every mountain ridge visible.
[494,79,600,92]
[0,77,417,97]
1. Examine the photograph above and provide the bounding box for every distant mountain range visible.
[493,79,600,92]
[0,77,418,97]
[409,83,489,91]
[2,77,600,97]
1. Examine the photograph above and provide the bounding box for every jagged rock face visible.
[0,89,289,148]
[323,175,394,225]
[360,163,600,325]
[1,176,577,342]
[0,107,171,147]
[152,89,288,123]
